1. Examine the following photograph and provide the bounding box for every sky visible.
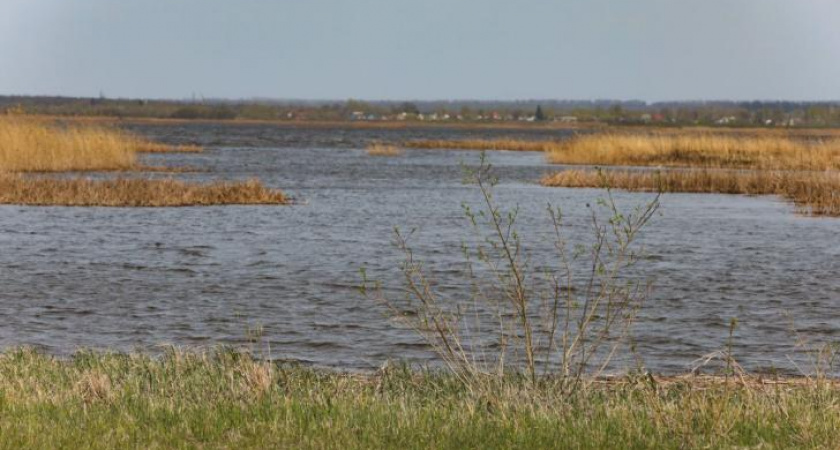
[1,0,840,102]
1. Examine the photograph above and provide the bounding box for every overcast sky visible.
[2,0,839,101]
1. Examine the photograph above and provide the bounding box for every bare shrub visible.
[363,153,660,390]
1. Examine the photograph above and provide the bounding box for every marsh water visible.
[1,123,838,374]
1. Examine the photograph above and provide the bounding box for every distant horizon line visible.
[3,93,840,105]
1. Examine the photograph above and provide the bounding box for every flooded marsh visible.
[1,122,838,375]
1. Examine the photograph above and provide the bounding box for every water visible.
[1,123,838,374]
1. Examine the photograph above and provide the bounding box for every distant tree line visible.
[3,95,840,128]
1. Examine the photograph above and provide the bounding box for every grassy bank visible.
[541,169,840,216]
[0,176,287,207]
[1,348,839,449]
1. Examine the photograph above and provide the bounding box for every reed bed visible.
[2,348,840,449]
[542,169,840,216]
[366,143,403,156]
[0,117,137,172]
[0,176,287,207]
[407,133,840,170]
[546,133,840,170]
[0,117,203,173]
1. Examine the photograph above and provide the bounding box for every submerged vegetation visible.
[134,141,204,153]
[405,138,555,152]
[0,176,287,207]
[366,143,403,156]
[3,348,840,449]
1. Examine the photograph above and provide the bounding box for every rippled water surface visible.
[1,123,838,374]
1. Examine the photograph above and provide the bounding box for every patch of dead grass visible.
[0,176,288,207]
[542,169,840,216]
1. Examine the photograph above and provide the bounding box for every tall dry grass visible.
[0,117,203,173]
[546,133,840,170]
[0,117,137,172]
[0,176,287,207]
[406,133,840,170]
[542,169,840,216]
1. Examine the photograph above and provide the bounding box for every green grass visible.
[1,348,839,449]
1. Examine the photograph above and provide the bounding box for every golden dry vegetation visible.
[545,133,840,170]
[417,131,840,217]
[0,117,137,172]
[0,117,284,206]
[366,143,403,156]
[542,169,840,216]
[407,133,840,170]
[0,117,203,173]
[0,176,287,207]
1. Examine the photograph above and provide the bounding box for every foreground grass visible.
[542,169,840,216]
[1,348,840,449]
[0,176,287,206]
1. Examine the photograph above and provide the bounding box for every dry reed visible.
[407,133,840,170]
[542,169,840,216]
[0,117,137,172]
[546,133,840,170]
[0,117,202,173]
[0,176,288,207]
[366,143,403,156]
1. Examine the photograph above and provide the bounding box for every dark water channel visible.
[1,123,838,374]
